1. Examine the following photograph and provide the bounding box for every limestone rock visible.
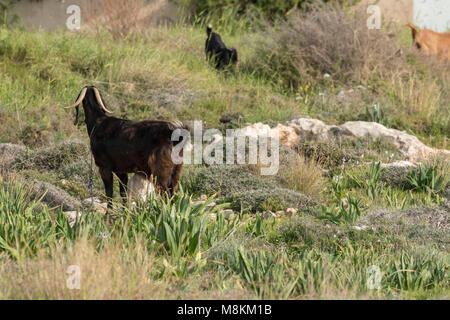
[63,211,82,228]
[287,117,449,162]
[82,197,108,214]
[127,173,155,205]
[275,124,300,147]
[31,180,81,211]
[286,208,298,217]
[233,123,300,148]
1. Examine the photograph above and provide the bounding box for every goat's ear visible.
[74,105,79,125]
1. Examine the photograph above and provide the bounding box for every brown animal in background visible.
[64,86,187,211]
[408,23,450,60]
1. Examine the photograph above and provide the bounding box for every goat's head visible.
[65,86,113,126]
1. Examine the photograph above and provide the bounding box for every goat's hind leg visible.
[116,173,128,206]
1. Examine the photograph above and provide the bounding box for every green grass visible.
[0,178,448,299]
[0,26,299,147]
[0,21,448,147]
[0,5,449,299]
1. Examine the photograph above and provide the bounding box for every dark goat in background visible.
[205,24,238,69]
[65,86,186,210]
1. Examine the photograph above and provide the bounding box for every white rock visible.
[234,123,273,139]
[275,124,301,147]
[286,208,298,217]
[231,123,300,148]
[64,211,82,228]
[213,118,449,163]
[263,211,276,219]
[82,197,107,214]
[287,117,450,162]
[380,160,417,168]
[287,118,330,141]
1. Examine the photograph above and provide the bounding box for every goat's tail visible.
[207,24,212,37]
[168,120,185,130]
[407,22,418,40]
[168,119,189,147]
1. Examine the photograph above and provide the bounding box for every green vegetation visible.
[406,164,446,195]
[319,195,362,225]
[179,0,302,21]
[0,178,448,299]
[0,2,448,299]
[185,165,314,212]
[0,3,448,148]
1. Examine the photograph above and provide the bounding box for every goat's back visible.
[206,32,227,54]
[90,118,185,175]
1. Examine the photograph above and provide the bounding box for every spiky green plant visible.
[129,191,211,258]
[245,212,276,238]
[383,187,408,210]
[0,180,56,260]
[223,247,296,298]
[384,252,448,292]
[319,195,363,225]
[366,103,385,124]
[406,164,445,195]
[347,161,383,200]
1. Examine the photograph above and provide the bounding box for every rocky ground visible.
[1,117,448,225]
[0,4,448,297]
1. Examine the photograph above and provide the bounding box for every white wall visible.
[13,0,180,31]
[414,0,450,32]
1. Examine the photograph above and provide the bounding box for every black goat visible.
[205,24,238,69]
[65,86,186,210]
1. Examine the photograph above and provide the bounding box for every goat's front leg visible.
[99,167,114,210]
[116,173,128,206]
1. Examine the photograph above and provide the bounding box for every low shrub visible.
[186,165,314,212]
[251,3,409,88]
[13,140,89,171]
[278,152,327,201]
